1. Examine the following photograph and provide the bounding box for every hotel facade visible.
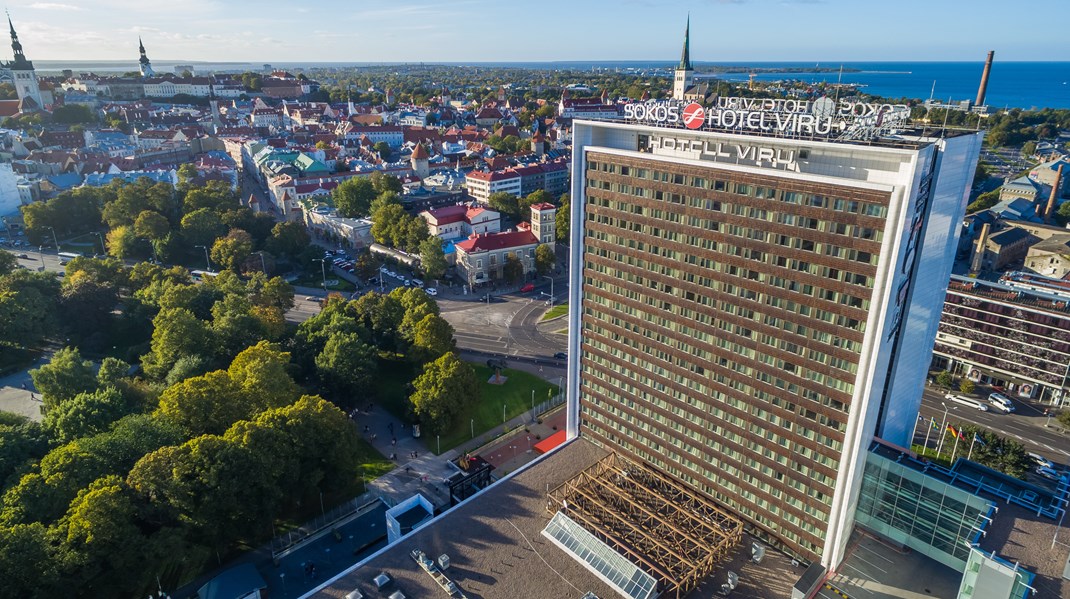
[564,104,982,568]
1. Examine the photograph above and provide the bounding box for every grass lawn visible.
[540,302,568,321]
[434,364,560,454]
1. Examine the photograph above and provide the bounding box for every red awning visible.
[533,430,567,454]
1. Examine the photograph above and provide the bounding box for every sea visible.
[32,60,1070,110]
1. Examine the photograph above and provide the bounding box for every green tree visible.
[210,228,253,272]
[266,221,310,259]
[157,370,246,436]
[371,203,407,247]
[30,347,98,411]
[63,257,127,289]
[370,172,403,195]
[959,378,976,395]
[58,272,119,349]
[373,141,392,160]
[352,291,404,349]
[105,225,138,259]
[0,523,60,599]
[966,189,1001,213]
[409,352,479,434]
[315,332,378,402]
[556,193,570,242]
[246,273,296,311]
[419,237,447,280]
[535,243,555,275]
[410,314,455,363]
[227,341,300,410]
[0,270,60,348]
[1021,141,1037,156]
[520,189,552,221]
[488,192,519,220]
[180,207,227,247]
[935,370,954,388]
[43,387,132,442]
[50,104,97,124]
[182,180,239,214]
[957,425,1033,478]
[333,177,377,218]
[0,419,49,489]
[354,252,379,279]
[502,252,524,284]
[140,307,212,380]
[0,251,16,276]
[133,210,170,241]
[370,190,402,215]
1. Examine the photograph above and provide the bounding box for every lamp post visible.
[255,251,268,274]
[43,226,58,250]
[92,231,105,256]
[38,245,45,271]
[543,275,554,308]
[194,245,211,272]
[313,259,327,291]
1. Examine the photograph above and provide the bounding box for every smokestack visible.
[971,222,990,274]
[975,51,994,107]
[1045,164,1064,223]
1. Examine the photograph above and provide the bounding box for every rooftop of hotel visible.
[305,438,801,599]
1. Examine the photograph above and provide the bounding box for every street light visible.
[43,226,58,250]
[92,231,105,256]
[194,245,211,272]
[37,245,45,271]
[255,251,268,274]
[313,258,327,292]
[543,275,554,308]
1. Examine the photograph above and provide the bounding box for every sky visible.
[8,0,1070,64]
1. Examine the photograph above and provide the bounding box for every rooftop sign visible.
[621,97,911,140]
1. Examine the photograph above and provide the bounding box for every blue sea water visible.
[34,60,1070,109]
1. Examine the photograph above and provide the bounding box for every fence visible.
[533,391,566,421]
[270,491,392,559]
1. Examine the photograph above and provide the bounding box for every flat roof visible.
[304,439,800,599]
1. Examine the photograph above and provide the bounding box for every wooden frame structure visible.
[546,453,744,598]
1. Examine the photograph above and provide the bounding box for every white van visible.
[987,393,1015,413]
[945,393,989,412]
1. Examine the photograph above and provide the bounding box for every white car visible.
[1028,452,1054,470]
[426,288,438,296]
[386,270,397,278]
[1036,466,1061,481]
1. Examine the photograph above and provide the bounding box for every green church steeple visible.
[678,15,692,71]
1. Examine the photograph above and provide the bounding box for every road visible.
[916,385,1069,464]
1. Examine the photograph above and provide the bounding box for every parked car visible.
[1028,452,1054,470]
[944,393,989,412]
[554,352,567,360]
[426,288,438,296]
[987,393,1015,413]
[1036,466,1061,481]
[17,253,29,259]
[411,278,424,288]
[520,283,535,293]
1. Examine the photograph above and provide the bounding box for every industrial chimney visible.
[975,51,994,107]
[1045,164,1064,223]
[971,222,990,274]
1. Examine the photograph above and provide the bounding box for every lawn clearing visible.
[433,364,560,454]
[540,302,568,321]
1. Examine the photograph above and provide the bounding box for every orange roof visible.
[455,230,538,253]
[534,430,567,454]
[411,143,429,159]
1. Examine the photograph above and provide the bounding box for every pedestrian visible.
[391,437,397,446]
[372,433,377,441]
[364,425,370,433]
[414,451,418,459]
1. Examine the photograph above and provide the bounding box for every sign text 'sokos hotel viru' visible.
[621,96,911,139]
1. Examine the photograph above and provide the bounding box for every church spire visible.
[678,14,692,71]
[138,36,155,77]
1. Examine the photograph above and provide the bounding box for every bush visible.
[935,371,955,388]
[1057,411,1070,429]
[959,379,976,395]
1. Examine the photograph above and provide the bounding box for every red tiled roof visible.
[466,170,519,183]
[455,230,538,253]
[411,143,429,159]
[530,203,556,211]
[423,204,468,225]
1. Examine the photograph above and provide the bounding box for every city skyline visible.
[10,0,1070,63]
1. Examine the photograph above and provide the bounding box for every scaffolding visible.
[546,453,744,598]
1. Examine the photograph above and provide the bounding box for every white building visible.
[419,204,501,239]
[465,169,521,204]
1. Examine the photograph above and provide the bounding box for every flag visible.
[930,417,938,430]
[947,424,959,439]
[973,433,986,447]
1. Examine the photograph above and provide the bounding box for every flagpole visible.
[967,434,976,461]
[950,431,961,464]
[910,414,921,449]
[937,423,948,456]
[923,418,935,453]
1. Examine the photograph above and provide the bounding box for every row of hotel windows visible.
[586,234,872,313]
[585,258,866,334]
[941,319,1070,363]
[947,293,1070,328]
[945,305,1070,351]
[583,292,856,413]
[587,198,882,268]
[584,291,858,391]
[583,419,824,555]
[586,160,890,219]
[587,187,888,244]
[580,332,848,447]
[582,391,837,506]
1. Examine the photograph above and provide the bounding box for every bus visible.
[57,252,82,265]
[190,270,219,282]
